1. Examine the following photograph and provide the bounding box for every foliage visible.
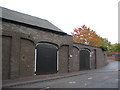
[71,25,102,47]
[109,43,120,52]
[100,46,108,51]
[100,38,111,51]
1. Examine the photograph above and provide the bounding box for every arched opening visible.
[35,43,58,75]
[72,46,79,72]
[58,45,69,73]
[94,49,97,69]
[80,49,90,70]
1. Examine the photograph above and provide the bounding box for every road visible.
[13,60,119,88]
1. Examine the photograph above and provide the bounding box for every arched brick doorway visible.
[35,43,58,75]
[80,49,90,70]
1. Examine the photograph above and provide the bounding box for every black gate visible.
[36,43,57,74]
[80,49,90,70]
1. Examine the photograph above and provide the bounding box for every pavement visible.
[1,70,88,88]
[1,60,119,89]
[15,70,118,88]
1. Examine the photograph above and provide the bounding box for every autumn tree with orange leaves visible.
[71,25,102,47]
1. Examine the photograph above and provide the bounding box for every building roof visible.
[0,7,66,34]
[74,42,101,48]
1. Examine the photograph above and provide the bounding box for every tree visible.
[100,38,111,51]
[109,43,120,52]
[71,25,102,47]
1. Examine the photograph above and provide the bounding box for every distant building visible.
[107,52,120,61]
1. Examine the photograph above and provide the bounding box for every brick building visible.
[0,7,108,80]
[107,52,120,61]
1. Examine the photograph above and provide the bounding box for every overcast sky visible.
[0,0,119,44]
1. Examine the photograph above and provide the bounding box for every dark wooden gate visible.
[80,49,90,70]
[36,43,57,74]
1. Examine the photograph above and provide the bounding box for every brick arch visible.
[59,44,69,48]
[80,48,91,52]
[36,41,59,49]
[2,31,36,79]
[58,45,69,73]
[19,38,35,78]
[21,37,36,45]
[73,45,79,50]
[79,49,91,70]
[72,46,80,72]
[2,30,36,44]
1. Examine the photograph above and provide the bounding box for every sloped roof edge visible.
[0,7,66,34]
[74,42,101,48]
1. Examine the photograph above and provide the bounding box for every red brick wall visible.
[107,52,120,61]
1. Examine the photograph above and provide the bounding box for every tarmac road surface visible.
[12,60,119,88]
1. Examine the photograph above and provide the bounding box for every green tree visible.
[100,38,111,51]
[109,43,120,52]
